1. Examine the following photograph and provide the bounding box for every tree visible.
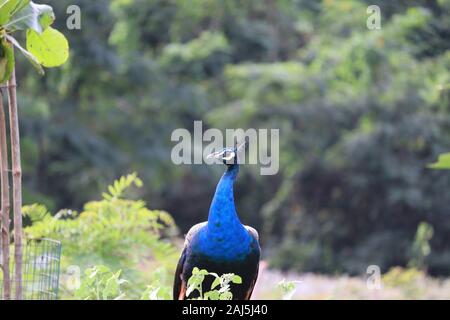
[0,0,68,300]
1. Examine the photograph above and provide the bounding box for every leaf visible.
[277,279,301,300]
[22,204,50,222]
[26,26,69,67]
[231,275,242,284]
[211,277,221,290]
[199,269,209,275]
[187,277,195,287]
[4,1,54,33]
[427,153,450,170]
[0,0,29,26]
[206,290,220,300]
[94,265,110,274]
[0,38,14,83]
[219,291,233,300]
[6,33,43,74]
[86,268,98,279]
[103,275,120,299]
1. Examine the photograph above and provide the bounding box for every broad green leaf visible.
[94,265,110,274]
[187,273,196,286]
[0,0,29,25]
[206,290,220,300]
[219,291,233,300]
[428,153,450,170]
[103,275,120,299]
[211,277,221,289]
[0,38,14,83]
[4,1,53,33]
[231,275,242,284]
[26,26,69,67]
[6,33,43,74]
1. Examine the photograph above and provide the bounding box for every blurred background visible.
[12,0,450,298]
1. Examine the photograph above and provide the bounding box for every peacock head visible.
[207,141,246,167]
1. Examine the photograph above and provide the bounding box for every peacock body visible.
[173,146,260,300]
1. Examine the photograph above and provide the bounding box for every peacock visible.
[173,142,261,300]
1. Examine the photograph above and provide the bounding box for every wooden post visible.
[7,68,22,300]
[0,90,11,300]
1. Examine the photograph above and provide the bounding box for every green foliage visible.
[0,0,69,80]
[6,34,41,73]
[428,153,450,169]
[26,27,69,67]
[140,267,172,300]
[5,2,54,32]
[74,264,243,300]
[277,279,301,300]
[73,264,172,300]
[0,37,13,81]
[14,0,450,276]
[160,31,230,78]
[382,267,425,299]
[409,222,434,269]
[74,265,128,300]
[140,284,171,300]
[102,172,143,200]
[0,0,29,25]
[383,267,424,288]
[186,267,242,300]
[23,173,178,293]
[140,285,171,300]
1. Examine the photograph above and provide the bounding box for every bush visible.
[382,267,425,299]
[23,173,178,299]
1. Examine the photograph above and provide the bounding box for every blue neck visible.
[207,164,242,231]
[197,163,251,260]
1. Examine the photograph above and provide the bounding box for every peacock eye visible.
[223,152,235,161]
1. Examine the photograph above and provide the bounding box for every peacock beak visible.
[207,150,226,159]
[206,150,235,161]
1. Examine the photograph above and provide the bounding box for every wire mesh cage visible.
[1,238,62,300]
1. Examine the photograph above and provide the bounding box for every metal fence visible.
[1,238,62,300]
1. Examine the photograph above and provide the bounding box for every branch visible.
[8,68,23,300]
[0,89,11,300]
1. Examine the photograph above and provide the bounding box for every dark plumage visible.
[173,144,261,300]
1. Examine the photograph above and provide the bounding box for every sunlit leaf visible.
[206,290,220,300]
[219,291,233,300]
[211,277,221,289]
[0,0,29,26]
[26,26,69,67]
[231,275,242,284]
[4,1,53,32]
[427,153,450,170]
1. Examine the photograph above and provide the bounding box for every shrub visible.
[22,173,178,298]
